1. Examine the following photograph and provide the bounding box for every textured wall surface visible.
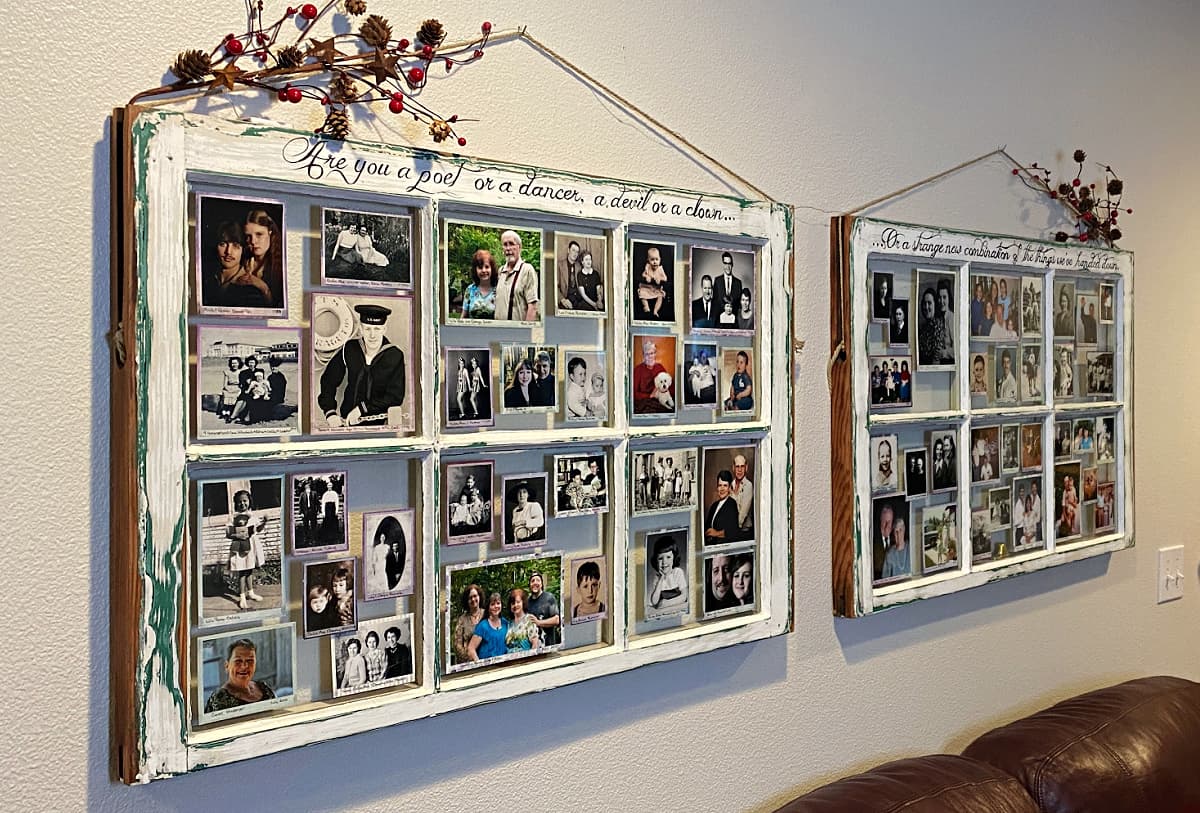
[1,1,1198,810]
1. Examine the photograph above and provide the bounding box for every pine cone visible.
[345,0,366,14]
[1107,178,1124,196]
[360,14,392,47]
[172,49,212,82]
[429,119,452,142]
[331,71,359,103]
[417,18,445,48]
[275,45,305,69]
[1072,149,1087,163]
[320,108,351,141]
[1054,231,1069,243]
[1109,228,1122,241]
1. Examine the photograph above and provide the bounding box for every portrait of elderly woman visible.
[198,625,294,723]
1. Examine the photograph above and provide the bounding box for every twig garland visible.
[1010,149,1131,247]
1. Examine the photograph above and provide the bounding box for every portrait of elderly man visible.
[495,229,540,322]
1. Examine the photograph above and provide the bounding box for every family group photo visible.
[689,246,755,332]
[196,326,301,439]
[553,453,609,517]
[632,447,698,516]
[330,614,415,698]
[361,510,414,601]
[444,461,495,544]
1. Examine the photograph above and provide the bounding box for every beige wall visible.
[2,1,1197,810]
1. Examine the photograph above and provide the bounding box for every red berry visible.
[422,44,434,59]
[449,114,457,122]
[408,66,425,83]
[482,21,492,33]
[1011,168,1019,175]
[391,91,404,101]
[458,137,467,146]
[474,49,483,59]
[389,97,404,113]
[277,89,289,101]
[226,38,244,55]
[286,86,303,103]
[445,58,453,71]
[287,6,296,14]
[1079,234,1088,242]
[300,3,318,19]
[1126,208,1133,213]
[1049,191,1058,199]
[257,33,267,44]
[1072,178,1081,187]
[321,96,329,105]
[398,38,410,49]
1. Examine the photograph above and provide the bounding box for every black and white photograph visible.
[632,334,678,416]
[1054,460,1083,542]
[1095,482,1116,531]
[331,614,414,698]
[969,274,1020,339]
[870,434,899,494]
[195,326,301,440]
[1021,344,1043,403]
[1021,276,1042,338]
[1076,293,1099,345]
[444,552,564,673]
[720,347,755,415]
[1011,474,1044,549]
[554,232,606,315]
[501,473,548,549]
[303,558,358,639]
[1053,280,1076,339]
[443,220,543,324]
[970,509,993,561]
[631,240,676,325]
[290,472,347,555]
[568,555,607,624]
[872,494,910,584]
[1053,343,1076,398]
[1021,422,1043,470]
[444,461,494,544]
[1001,423,1021,473]
[645,527,691,620]
[500,344,558,413]
[701,445,756,546]
[1082,466,1099,504]
[563,350,607,422]
[682,342,720,410]
[702,550,756,620]
[689,246,755,333]
[970,425,1001,484]
[904,448,928,499]
[361,509,415,601]
[872,271,893,322]
[922,504,958,574]
[195,194,287,318]
[444,346,493,427]
[310,293,414,434]
[1054,420,1074,459]
[992,345,1019,405]
[868,354,913,408]
[969,352,990,398]
[196,623,295,724]
[1073,417,1096,455]
[929,429,958,493]
[553,452,609,517]
[1096,416,1116,464]
[1085,351,1114,397]
[321,207,412,289]
[631,447,698,516]
[988,486,1012,530]
[915,269,956,369]
[195,476,285,627]
[888,298,910,347]
[1099,282,1116,324]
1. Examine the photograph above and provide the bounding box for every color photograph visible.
[720,347,755,416]
[568,555,608,624]
[921,503,958,574]
[701,445,756,546]
[682,342,720,410]
[499,344,558,413]
[631,334,678,416]
[196,623,295,724]
[702,550,756,620]
[869,354,913,408]
[872,494,911,584]
[443,220,543,324]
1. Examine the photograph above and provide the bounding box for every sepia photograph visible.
[872,494,911,584]
[969,352,991,397]
[1054,420,1074,458]
[915,269,956,369]
[553,232,606,315]
[929,429,958,493]
[1095,415,1117,464]
[1053,280,1076,338]
[501,473,549,549]
[444,461,494,544]
[1021,421,1043,470]
[645,527,691,619]
[1020,276,1042,338]
[195,326,301,440]
[1054,460,1083,542]
[562,350,608,422]
[701,445,756,546]
[568,555,608,624]
[303,558,358,639]
[689,246,755,333]
[1020,343,1043,403]
[904,448,928,499]
[553,452,609,517]
[631,240,677,325]
[290,472,348,555]
[631,334,678,416]
[870,434,899,494]
[632,447,698,516]
[331,613,415,698]
[922,503,958,574]
[969,425,1000,484]
[992,345,1019,404]
[1082,466,1099,504]
[1001,423,1021,473]
[195,193,287,317]
[1011,474,1044,549]
[444,346,493,428]
[321,207,412,288]
[869,354,913,408]
[499,344,558,413]
[1095,482,1116,531]
[443,220,543,324]
[720,347,755,416]
[988,486,1012,531]
[702,550,756,620]
[1085,351,1114,397]
[1053,343,1076,398]
[1076,293,1099,345]
[196,623,295,724]
[970,508,993,562]
[361,509,415,601]
[1099,282,1116,324]
[682,342,720,410]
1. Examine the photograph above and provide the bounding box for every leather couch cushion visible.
[774,754,1040,813]
[963,676,1200,813]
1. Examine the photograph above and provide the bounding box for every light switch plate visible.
[1158,545,1185,603]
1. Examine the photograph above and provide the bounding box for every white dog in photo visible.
[652,371,675,411]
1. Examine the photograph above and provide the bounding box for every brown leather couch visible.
[775,676,1200,812]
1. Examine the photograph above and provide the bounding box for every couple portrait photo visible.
[321,208,412,288]
[196,194,287,317]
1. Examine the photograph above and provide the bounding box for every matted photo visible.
[870,434,899,494]
[683,342,720,410]
[632,334,678,416]
[310,292,414,434]
[501,472,548,549]
[195,326,301,440]
[869,354,913,408]
[721,347,755,415]
[701,445,756,546]
[362,509,415,601]
[563,350,607,422]
[631,447,698,516]
[1012,474,1044,549]
[992,345,1019,404]
[922,504,958,575]
[553,232,606,315]
[1076,293,1099,345]
[888,298,910,347]
[1054,460,1083,542]
[1099,282,1116,324]
[645,527,691,619]
[444,461,494,544]
[969,425,1000,484]
[444,346,493,427]
[1095,416,1116,464]
[988,486,1012,531]
[1053,343,1076,398]
[1085,351,1114,397]
[1001,424,1021,473]
[553,452,609,517]
[568,555,608,624]
[1095,482,1116,531]
[195,475,285,627]
[303,558,358,639]
[970,274,1019,339]
[872,494,911,584]
[929,429,958,493]
[1020,276,1042,338]
[331,613,414,698]
[872,271,893,322]
[970,508,993,562]
[1020,344,1043,403]
[1082,466,1099,504]
[196,623,295,724]
[631,240,677,325]
[1020,422,1043,470]
[290,472,348,555]
[702,550,756,620]
[321,207,412,289]
[689,245,755,333]
[1073,418,1095,454]
[499,344,558,413]
[915,269,956,370]
[1054,420,1074,459]
[443,219,543,324]
[969,352,990,398]
[195,193,287,317]
[1053,280,1076,338]
[904,448,928,499]
[444,552,564,673]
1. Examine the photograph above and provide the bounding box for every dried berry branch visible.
[1010,149,1131,247]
